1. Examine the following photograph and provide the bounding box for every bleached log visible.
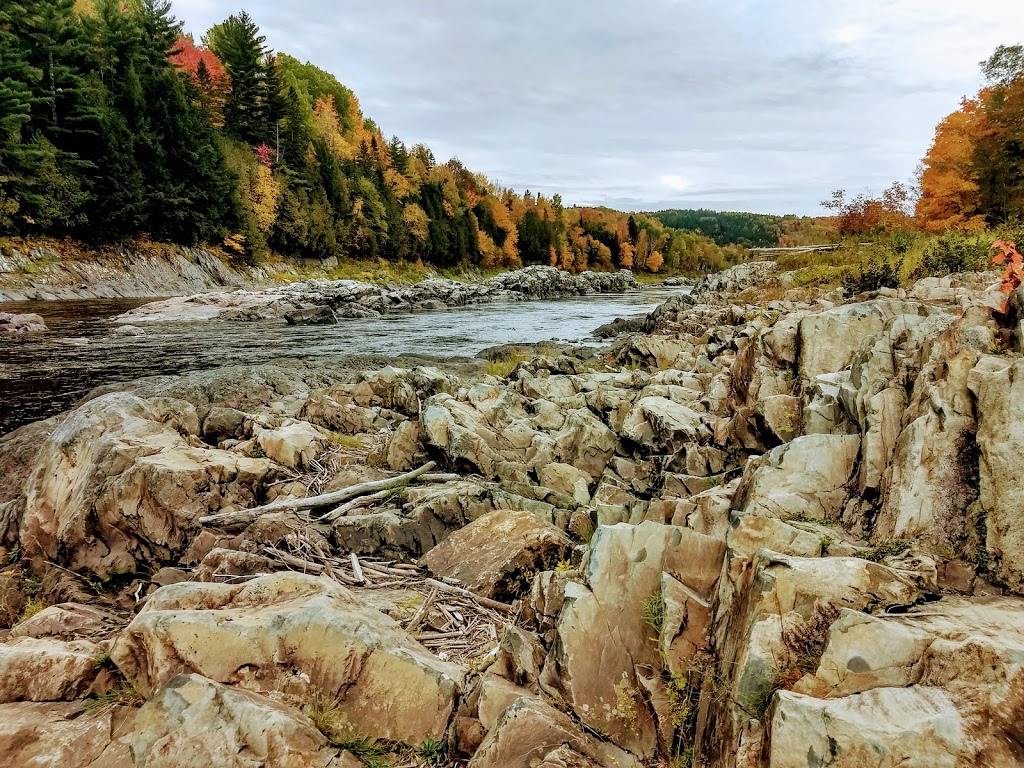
[199,461,437,528]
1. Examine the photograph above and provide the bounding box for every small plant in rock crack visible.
[84,679,144,712]
[782,603,841,674]
[416,737,446,766]
[862,539,912,562]
[642,589,666,639]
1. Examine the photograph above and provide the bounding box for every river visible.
[0,286,684,436]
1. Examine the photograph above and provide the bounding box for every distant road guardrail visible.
[747,244,841,254]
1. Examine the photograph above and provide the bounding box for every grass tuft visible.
[861,539,912,562]
[485,353,528,378]
[642,589,666,639]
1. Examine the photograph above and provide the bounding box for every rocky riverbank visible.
[114,265,641,324]
[0,243,272,301]
[0,262,1021,767]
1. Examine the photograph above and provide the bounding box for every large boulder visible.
[0,701,135,767]
[875,344,979,547]
[621,396,711,453]
[110,573,463,745]
[469,689,640,768]
[0,637,107,703]
[797,301,936,380]
[0,311,47,334]
[422,394,522,481]
[540,521,726,758]
[255,420,331,469]
[697,550,939,768]
[968,356,1024,593]
[17,393,271,579]
[132,673,338,768]
[770,687,963,768]
[552,408,618,480]
[733,433,861,521]
[422,509,571,600]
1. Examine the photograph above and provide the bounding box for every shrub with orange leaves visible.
[993,239,1024,312]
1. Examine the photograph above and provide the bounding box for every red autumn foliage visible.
[993,239,1024,312]
[253,143,274,168]
[169,37,227,86]
[822,182,915,237]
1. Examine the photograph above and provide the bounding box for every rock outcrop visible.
[0,311,47,334]
[111,573,463,744]
[116,265,640,324]
[0,261,1020,768]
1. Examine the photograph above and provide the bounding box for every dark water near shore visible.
[0,287,684,436]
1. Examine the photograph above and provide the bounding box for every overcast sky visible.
[175,0,1024,215]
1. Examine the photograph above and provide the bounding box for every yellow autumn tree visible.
[402,202,430,243]
[251,164,281,231]
[312,95,356,160]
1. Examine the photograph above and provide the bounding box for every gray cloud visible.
[176,0,1024,214]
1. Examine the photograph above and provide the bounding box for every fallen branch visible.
[406,588,438,634]
[350,552,365,584]
[420,473,463,483]
[320,488,395,523]
[424,577,513,614]
[199,461,437,528]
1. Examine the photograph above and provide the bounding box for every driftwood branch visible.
[199,461,437,528]
[423,577,513,614]
[320,488,395,523]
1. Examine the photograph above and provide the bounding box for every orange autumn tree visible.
[917,44,1024,230]
[169,37,229,126]
[916,97,991,231]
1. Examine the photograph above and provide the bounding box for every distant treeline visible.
[650,209,830,248]
[0,0,740,274]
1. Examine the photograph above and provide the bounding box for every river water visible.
[0,286,684,436]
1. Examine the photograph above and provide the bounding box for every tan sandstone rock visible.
[132,673,337,768]
[422,509,571,600]
[19,392,272,579]
[770,687,964,768]
[256,419,331,469]
[968,356,1024,593]
[0,701,135,767]
[540,521,726,758]
[0,637,107,703]
[110,572,463,744]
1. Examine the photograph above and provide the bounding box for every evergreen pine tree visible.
[208,12,269,145]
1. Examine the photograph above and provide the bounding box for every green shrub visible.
[642,590,666,638]
[842,253,902,293]
[889,229,918,255]
[791,263,855,288]
[918,233,989,277]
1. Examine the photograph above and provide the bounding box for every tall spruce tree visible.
[208,12,270,145]
[0,2,40,228]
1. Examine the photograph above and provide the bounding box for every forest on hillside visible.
[0,0,738,274]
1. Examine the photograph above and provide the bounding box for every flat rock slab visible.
[0,701,135,768]
[423,509,571,600]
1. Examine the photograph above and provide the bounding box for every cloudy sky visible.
[175,0,1024,215]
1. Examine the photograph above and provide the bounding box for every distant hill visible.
[651,210,785,248]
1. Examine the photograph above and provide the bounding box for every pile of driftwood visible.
[198,461,513,665]
[256,528,513,665]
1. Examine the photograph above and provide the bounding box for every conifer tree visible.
[208,12,270,145]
